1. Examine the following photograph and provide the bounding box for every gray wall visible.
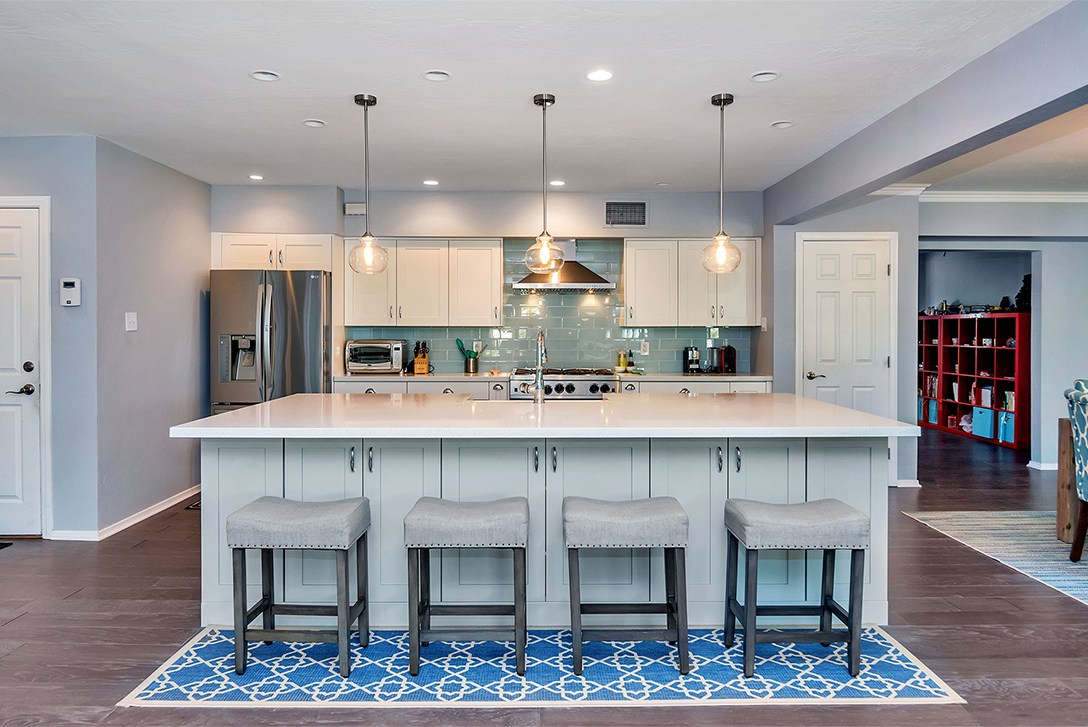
[0,136,99,532]
[94,140,210,529]
[770,194,920,482]
[211,185,342,234]
[918,250,1031,310]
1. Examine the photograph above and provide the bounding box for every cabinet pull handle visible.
[399,306,403,319]
[443,388,454,394]
[389,305,393,319]
[365,388,376,394]
[735,446,742,473]
[368,447,374,473]
[625,383,636,392]
[494,306,499,320]
[629,306,634,320]
[717,446,723,473]
[552,446,557,473]
[279,250,283,265]
[269,249,273,265]
[720,305,724,319]
[679,387,690,394]
[350,446,355,473]
[534,446,539,472]
[493,384,504,391]
[711,305,716,319]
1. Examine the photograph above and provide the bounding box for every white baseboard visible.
[895,479,922,488]
[47,485,200,542]
[1027,461,1058,471]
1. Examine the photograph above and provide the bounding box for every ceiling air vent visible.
[605,201,647,226]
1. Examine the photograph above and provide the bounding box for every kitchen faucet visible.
[519,327,548,404]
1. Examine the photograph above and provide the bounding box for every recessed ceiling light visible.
[550,180,565,186]
[249,175,264,180]
[423,180,439,186]
[770,120,795,129]
[249,70,281,82]
[655,181,671,186]
[302,119,326,128]
[422,70,450,82]
[749,70,779,83]
[586,69,613,82]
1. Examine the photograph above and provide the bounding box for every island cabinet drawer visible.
[439,440,546,604]
[638,381,730,394]
[334,380,408,395]
[729,381,770,394]
[406,380,492,400]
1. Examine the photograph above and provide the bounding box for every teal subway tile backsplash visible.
[348,239,751,373]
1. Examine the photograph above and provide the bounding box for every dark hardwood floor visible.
[1,428,1084,726]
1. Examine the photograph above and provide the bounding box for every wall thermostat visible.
[60,278,81,306]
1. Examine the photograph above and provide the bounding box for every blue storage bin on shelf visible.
[918,398,924,422]
[973,407,995,439]
[927,399,938,424]
[998,411,1015,444]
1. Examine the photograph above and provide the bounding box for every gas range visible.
[509,368,620,400]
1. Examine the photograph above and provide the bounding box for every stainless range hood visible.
[513,240,616,291]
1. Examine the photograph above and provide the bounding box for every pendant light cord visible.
[364,101,371,238]
[718,100,725,235]
[541,95,548,234]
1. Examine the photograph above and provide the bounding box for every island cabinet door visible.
[439,440,546,604]
[544,439,651,603]
[726,438,808,603]
[363,439,442,603]
[282,439,364,604]
[648,440,728,605]
[804,438,885,603]
[201,439,285,611]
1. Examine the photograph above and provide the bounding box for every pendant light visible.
[525,93,565,274]
[348,94,389,275]
[702,93,742,274]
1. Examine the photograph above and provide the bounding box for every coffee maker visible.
[683,347,700,374]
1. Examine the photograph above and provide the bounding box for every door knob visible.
[805,371,826,380]
[5,384,35,395]
[22,361,34,373]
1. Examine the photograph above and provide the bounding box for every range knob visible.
[600,383,611,393]
[589,383,600,394]
[544,384,553,395]
[565,383,576,394]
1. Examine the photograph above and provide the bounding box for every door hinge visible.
[887,263,891,276]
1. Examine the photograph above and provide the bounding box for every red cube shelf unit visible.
[917,313,1030,449]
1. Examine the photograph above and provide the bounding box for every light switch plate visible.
[125,312,138,332]
[473,340,483,353]
[639,341,649,355]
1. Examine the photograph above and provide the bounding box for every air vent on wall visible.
[605,201,647,226]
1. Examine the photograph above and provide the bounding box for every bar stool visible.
[724,498,870,678]
[403,496,529,676]
[563,496,690,675]
[226,496,370,678]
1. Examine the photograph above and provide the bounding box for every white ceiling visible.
[0,1,1068,192]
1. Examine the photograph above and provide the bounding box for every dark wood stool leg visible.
[847,549,865,677]
[513,547,527,676]
[357,532,369,648]
[673,548,690,675]
[1071,501,1088,562]
[568,547,583,675]
[335,549,351,677]
[743,547,759,678]
[232,548,247,675]
[820,548,836,647]
[261,548,274,643]
[724,531,739,647]
[407,547,421,676]
[419,547,431,646]
[664,547,677,643]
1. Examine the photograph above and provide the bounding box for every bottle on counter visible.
[617,349,628,367]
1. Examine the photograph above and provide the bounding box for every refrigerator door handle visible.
[263,281,274,400]
[254,283,266,401]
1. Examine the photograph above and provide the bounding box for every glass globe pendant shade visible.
[701,232,742,273]
[525,232,565,274]
[348,235,389,274]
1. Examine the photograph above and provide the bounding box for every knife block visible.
[413,354,429,375]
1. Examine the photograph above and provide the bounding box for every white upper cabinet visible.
[622,240,678,327]
[396,240,449,326]
[678,240,717,327]
[343,237,397,326]
[449,239,503,327]
[214,233,335,272]
[673,237,762,328]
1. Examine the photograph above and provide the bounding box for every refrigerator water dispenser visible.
[219,334,257,382]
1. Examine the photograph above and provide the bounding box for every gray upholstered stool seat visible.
[563,496,690,675]
[562,496,689,548]
[403,497,529,677]
[226,496,371,678]
[723,497,869,678]
[404,497,528,548]
[723,498,870,551]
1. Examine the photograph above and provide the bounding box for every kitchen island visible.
[171,392,918,628]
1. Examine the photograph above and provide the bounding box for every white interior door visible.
[801,239,891,417]
[0,208,41,534]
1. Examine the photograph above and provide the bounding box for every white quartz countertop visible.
[333,372,772,382]
[172,393,918,439]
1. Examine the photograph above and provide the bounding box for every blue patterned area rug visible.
[905,510,1088,605]
[120,626,961,707]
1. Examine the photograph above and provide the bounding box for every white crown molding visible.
[920,191,1088,203]
[869,184,931,197]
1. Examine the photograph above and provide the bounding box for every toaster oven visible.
[345,339,406,374]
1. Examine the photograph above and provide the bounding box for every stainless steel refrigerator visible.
[210,269,332,414]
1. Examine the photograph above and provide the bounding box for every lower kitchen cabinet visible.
[406,380,493,400]
[333,380,408,394]
[544,439,651,603]
[439,440,546,603]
